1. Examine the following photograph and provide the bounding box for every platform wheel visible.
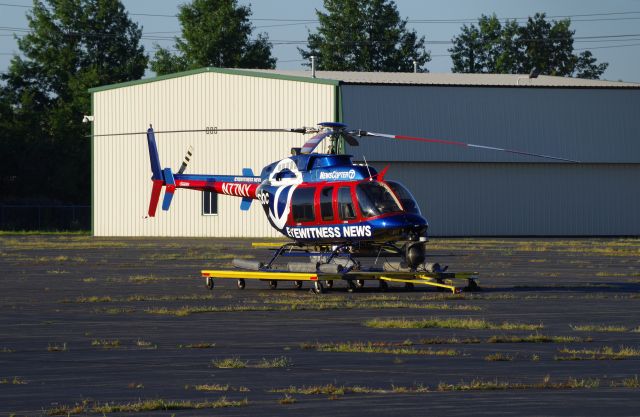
[347,280,357,293]
[312,280,324,295]
[205,277,214,290]
[379,280,388,291]
[324,280,334,289]
[465,279,480,292]
[293,280,303,290]
[237,279,246,290]
[404,282,414,290]
[268,280,278,290]
[355,279,365,289]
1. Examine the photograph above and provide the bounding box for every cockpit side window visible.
[338,187,356,220]
[387,181,421,215]
[356,182,402,218]
[291,187,316,223]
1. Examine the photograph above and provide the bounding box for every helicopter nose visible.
[402,213,429,239]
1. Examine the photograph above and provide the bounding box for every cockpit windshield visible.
[356,181,402,218]
[387,181,421,215]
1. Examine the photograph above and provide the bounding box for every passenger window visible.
[320,186,334,221]
[338,187,356,220]
[291,187,316,222]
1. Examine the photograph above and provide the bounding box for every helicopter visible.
[144,122,577,293]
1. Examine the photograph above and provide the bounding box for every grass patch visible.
[437,376,600,391]
[364,317,543,331]
[135,339,156,349]
[82,277,96,283]
[255,356,292,368]
[1,347,15,353]
[303,341,458,356]
[91,339,120,349]
[487,334,589,343]
[179,342,216,349]
[145,305,284,317]
[620,375,640,388]
[101,307,136,314]
[210,356,292,369]
[46,397,249,415]
[556,346,640,360]
[212,357,248,369]
[73,296,112,303]
[141,297,480,317]
[128,274,168,283]
[570,324,628,332]
[419,337,481,344]
[31,255,87,263]
[484,352,514,361]
[0,377,27,385]
[190,384,250,392]
[278,394,296,404]
[47,343,68,352]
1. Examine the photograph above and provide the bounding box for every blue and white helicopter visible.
[144,122,576,293]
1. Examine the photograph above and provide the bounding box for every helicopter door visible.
[338,186,357,221]
[291,187,316,224]
[319,186,334,221]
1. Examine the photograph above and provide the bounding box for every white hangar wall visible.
[340,84,640,236]
[91,69,336,237]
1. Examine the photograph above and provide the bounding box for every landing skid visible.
[200,241,480,294]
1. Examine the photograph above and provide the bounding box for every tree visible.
[449,13,608,79]
[0,0,147,204]
[150,0,276,75]
[299,0,430,72]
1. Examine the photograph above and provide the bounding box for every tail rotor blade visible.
[360,131,580,163]
[177,145,193,174]
[148,180,163,217]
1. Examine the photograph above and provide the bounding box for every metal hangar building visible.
[89,68,640,237]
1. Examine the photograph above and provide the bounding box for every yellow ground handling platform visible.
[201,242,479,294]
[200,269,479,294]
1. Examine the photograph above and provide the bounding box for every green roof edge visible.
[88,67,340,93]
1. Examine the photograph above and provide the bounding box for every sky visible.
[1,0,639,82]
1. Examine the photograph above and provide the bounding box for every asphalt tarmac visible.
[1,235,639,416]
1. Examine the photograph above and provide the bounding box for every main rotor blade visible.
[343,133,359,146]
[301,131,332,154]
[361,131,580,163]
[91,127,317,137]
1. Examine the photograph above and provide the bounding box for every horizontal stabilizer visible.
[240,197,252,211]
[162,168,175,211]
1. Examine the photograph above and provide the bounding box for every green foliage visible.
[449,13,608,79]
[300,0,430,71]
[150,0,275,75]
[1,0,147,204]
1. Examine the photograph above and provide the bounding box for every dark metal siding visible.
[379,162,640,236]
[342,85,640,163]
[342,85,640,235]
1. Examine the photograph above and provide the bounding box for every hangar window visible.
[292,187,316,223]
[202,191,218,216]
[338,187,356,220]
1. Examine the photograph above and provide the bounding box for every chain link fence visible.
[0,205,90,231]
